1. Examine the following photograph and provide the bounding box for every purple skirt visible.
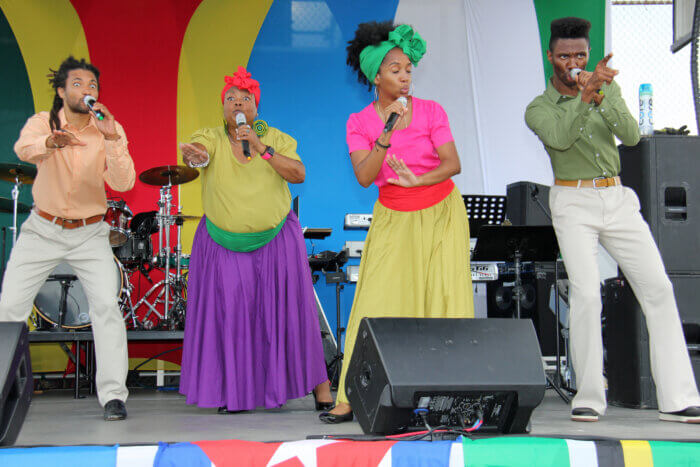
[179,211,328,410]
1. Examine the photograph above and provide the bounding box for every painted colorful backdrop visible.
[0,0,607,367]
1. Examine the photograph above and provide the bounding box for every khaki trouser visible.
[550,184,700,414]
[0,212,128,406]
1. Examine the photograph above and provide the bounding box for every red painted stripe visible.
[195,440,283,467]
[69,0,202,214]
[317,440,397,465]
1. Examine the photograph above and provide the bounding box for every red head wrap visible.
[221,66,261,106]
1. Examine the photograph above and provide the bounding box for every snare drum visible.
[33,257,125,329]
[104,200,132,247]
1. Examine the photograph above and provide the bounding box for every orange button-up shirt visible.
[14,109,135,219]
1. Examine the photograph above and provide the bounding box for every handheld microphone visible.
[383,96,408,133]
[235,112,251,160]
[570,68,582,80]
[83,96,105,121]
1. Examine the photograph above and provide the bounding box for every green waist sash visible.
[206,215,286,252]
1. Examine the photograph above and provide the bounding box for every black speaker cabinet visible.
[619,136,700,274]
[0,322,32,446]
[667,274,700,340]
[345,318,545,435]
[506,181,552,226]
[486,268,564,357]
[603,277,700,409]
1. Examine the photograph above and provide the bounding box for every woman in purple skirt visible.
[178,66,333,412]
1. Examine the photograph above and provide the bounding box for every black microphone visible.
[383,96,407,133]
[235,112,251,160]
[83,96,105,121]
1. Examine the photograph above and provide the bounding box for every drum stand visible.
[10,175,22,246]
[45,274,79,329]
[131,186,187,330]
[156,183,174,324]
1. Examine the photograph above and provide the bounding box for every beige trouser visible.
[0,212,128,406]
[550,184,700,414]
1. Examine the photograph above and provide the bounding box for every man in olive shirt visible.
[525,17,699,423]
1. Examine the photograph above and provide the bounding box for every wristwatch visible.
[261,145,275,160]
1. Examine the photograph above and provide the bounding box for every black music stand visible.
[472,225,572,403]
[463,194,507,238]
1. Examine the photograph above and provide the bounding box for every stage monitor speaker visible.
[0,322,32,446]
[345,318,545,435]
[603,277,700,409]
[506,181,551,226]
[619,136,700,273]
[486,268,564,357]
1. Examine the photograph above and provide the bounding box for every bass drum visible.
[33,257,125,329]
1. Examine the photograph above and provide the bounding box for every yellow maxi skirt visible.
[337,187,474,404]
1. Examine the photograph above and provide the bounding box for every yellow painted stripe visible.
[621,440,653,467]
[176,0,273,252]
[0,0,90,112]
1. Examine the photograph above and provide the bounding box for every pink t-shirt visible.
[346,96,454,187]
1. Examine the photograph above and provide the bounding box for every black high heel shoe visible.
[319,409,353,424]
[313,389,335,411]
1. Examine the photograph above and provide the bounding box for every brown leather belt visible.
[35,208,104,229]
[555,176,621,188]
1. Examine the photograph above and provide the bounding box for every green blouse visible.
[192,125,301,233]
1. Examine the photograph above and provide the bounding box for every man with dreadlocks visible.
[525,17,700,423]
[0,56,134,421]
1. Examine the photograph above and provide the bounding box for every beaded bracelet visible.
[375,139,390,150]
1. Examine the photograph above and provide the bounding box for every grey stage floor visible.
[12,389,700,447]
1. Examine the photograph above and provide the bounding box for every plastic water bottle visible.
[639,83,653,136]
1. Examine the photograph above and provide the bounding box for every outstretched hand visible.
[179,142,208,167]
[46,129,86,149]
[582,53,618,104]
[386,155,421,187]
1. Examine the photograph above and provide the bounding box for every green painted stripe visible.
[0,6,35,235]
[533,0,607,84]
[0,6,34,163]
[649,440,700,467]
[463,437,570,466]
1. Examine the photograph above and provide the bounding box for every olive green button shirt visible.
[525,80,640,181]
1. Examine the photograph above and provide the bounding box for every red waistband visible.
[378,179,455,212]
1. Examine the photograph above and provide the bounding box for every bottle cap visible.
[639,83,653,93]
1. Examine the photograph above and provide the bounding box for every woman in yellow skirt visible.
[319,21,474,424]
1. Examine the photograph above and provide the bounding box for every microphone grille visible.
[83,95,96,106]
[570,68,582,79]
[235,112,247,126]
[397,96,407,107]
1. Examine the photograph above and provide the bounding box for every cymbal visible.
[138,165,199,186]
[0,163,37,185]
[0,197,31,213]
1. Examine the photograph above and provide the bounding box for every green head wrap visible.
[359,24,427,84]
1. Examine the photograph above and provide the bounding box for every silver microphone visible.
[83,96,104,120]
[570,68,582,80]
[235,112,251,160]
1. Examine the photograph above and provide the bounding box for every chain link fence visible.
[611,0,697,134]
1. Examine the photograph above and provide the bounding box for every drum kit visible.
[0,162,201,331]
